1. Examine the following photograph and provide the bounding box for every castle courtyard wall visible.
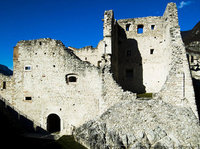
[10,38,132,134]
[0,2,198,137]
[12,39,103,134]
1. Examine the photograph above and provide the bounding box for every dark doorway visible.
[3,81,6,89]
[47,114,60,133]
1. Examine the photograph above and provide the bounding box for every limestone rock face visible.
[74,99,200,148]
[182,21,200,46]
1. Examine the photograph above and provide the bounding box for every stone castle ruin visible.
[0,3,199,147]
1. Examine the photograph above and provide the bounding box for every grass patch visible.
[43,135,87,149]
[137,93,153,98]
[56,135,86,149]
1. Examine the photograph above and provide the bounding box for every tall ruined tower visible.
[103,10,114,55]
[158,3,198,118]
[102,3,198,118]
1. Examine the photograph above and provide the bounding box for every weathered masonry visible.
[0,3,198,136]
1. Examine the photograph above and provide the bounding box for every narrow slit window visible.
[25,97,32,100]
[151,25,155,30]
[126,24,131,31]
[150,49,154,54]
[191,56,194,63]
[137,25,144,34]
[3,81,6,89]
[186,54,189,61]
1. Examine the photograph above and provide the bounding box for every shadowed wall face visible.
[117,39,145,93]
[111,16,171,93]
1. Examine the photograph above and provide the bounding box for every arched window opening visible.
[69,76,77,82]
[47,114,60,133]
[65,73,78,84]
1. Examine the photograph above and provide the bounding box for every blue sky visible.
[0,0,199,69]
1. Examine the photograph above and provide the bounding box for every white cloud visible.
[178,1,192,9]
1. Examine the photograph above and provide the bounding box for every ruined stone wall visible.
[70,41,104,67]
[12,38,103,134]
[157,26,198,118]
[156,3,198,118]
[104,3,191,97]
[100,67,136,114]
[101,2,198,118]
[116,16,169,93]
[103,10,114,55]
[0,74,12,102]
[10,38,134,135]
[0,2,198,138]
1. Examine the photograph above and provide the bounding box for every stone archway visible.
[47,114,61,133]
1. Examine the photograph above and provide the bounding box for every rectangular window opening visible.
[137,25,144,34]
[69,76,77,82]
[3,81,6,89]
[126,24,131,31]
[25,66,31,71]
[150,49,154,54]
[25,97,32,100]
[151,25,155,30]
[65,74,78,84]
[126,69,133,78]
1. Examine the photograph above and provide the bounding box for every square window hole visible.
[25,97,32,100]
[137,25,144,34]
[150,49,154,54]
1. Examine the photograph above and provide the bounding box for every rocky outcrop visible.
[74,99,200,148]
[182,21,200,53]
[182,21,200,43]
